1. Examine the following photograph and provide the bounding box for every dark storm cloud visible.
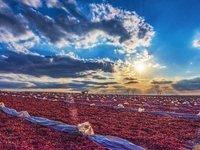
[52,0,131,43]
[54,0,150,43]
[9,6,132,45]
[92,20,131,43]
[172,77,200,91]
[25,8,66,43]
[55,13,131,43]
[0,51,115,78]
[0,0,153,48]
[2,0,132,44]
[0,11,28,36]
[151,80,173,85]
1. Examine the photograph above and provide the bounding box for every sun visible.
[136,63,145,74]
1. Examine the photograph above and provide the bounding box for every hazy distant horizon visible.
[2,90,200,97]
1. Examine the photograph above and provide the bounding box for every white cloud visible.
[46,0,58,8]
[148,63,166,69]
[118,49,125,54]
[129,49,153,65]
[18,0,42,8]
[0,73,68,85]
[89,4,155,53]
[1,55,8,59]
[72,30,105,49]
[55,3,154,52]
[0,8,40,53]
[0,28,40,53]
[1,1,154,56]
[193,39,200,48]
[56,51,81,60]
[55,37,71,48]
[192,31,200,48]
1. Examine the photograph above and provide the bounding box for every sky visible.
[1,0,200,95]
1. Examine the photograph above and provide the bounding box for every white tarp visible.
[0,103,146,150]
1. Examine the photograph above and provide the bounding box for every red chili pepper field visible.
[0,91,199,150]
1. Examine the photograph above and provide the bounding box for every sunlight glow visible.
[136,63,145,74]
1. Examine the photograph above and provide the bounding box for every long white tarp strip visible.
[62,100,200,120]
[0,105,145,150]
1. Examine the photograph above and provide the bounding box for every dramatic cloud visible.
[25,8,66,44]
[1,0,154,51]
[115,49,156,74]
[172,77,200,91]
[0,51,115,78]
[0,70,117,90]
[24,7,130,47]
[0,1,26,35]
[0,12,27,36]
[0,73,35,88]
[0,73,66,89]
[89,3,154,52]
[0,0,161,93]
[0,2,39,53]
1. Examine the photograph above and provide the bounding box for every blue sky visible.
[1,0,200,95]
